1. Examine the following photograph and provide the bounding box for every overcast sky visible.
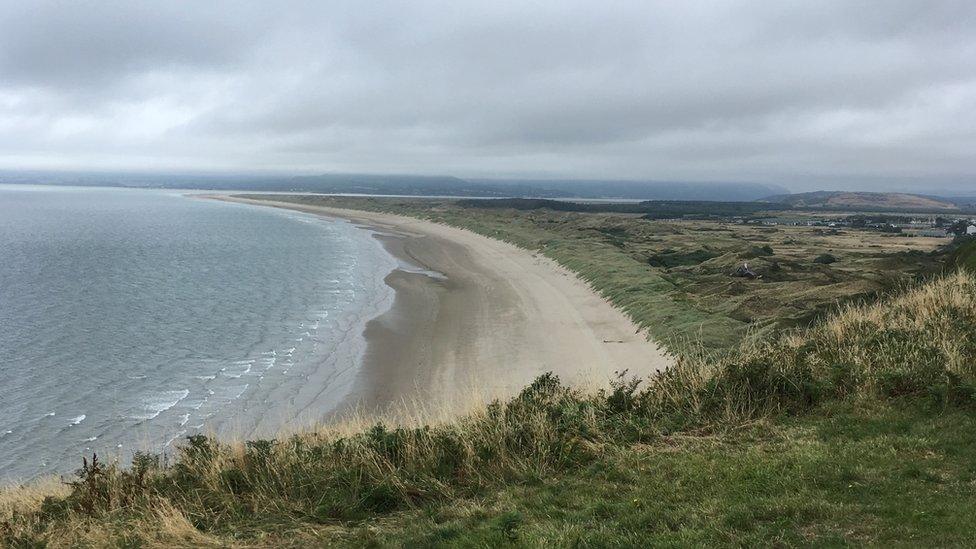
[0,1,974,189]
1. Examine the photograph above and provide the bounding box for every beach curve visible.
[207,195,674,416]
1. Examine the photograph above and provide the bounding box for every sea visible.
[0,184,397,481]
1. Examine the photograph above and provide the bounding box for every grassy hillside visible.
[4,272,976,546]
[765,191,959,211]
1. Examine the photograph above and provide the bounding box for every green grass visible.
[357,401,976,547]
[951,238,976,272]
[4,272,976,546]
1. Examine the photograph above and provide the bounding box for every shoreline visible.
[206,195,674,420]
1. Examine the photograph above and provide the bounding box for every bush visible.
[743,244,775,258]
[647,248,719,268]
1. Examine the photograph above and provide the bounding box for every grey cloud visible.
[0,0,974,189]
[0,2,265,90]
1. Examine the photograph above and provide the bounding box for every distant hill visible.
[285,174,551,197]
[470,179,788,201]
[763,191,959,211]
[1,170,786,201]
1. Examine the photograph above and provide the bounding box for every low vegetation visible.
[951,239,976,272]
[4,271,976,546]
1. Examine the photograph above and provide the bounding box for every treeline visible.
[456,198,789,219]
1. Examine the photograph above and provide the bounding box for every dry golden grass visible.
[0,477,68,522]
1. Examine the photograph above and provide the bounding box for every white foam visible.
[68,414,86,426]
[178,413,190,426]
[132,389,190,420]
[216,384,249,401]
[164,430,187,448]
[84,436,97,442]
[221,364,251,378]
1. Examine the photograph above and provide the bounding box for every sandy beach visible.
[210,195,673,417]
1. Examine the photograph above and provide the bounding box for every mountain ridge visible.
[763,190,959,210]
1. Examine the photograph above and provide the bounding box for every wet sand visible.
[209,195,674,417]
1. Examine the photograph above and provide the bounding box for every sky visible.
[0,1,974,190]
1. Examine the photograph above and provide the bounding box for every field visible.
[243,195,949,353]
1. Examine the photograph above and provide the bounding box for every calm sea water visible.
[0,185,396,481]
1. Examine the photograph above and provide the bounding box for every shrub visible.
[647,248,719,268]
[743,244,775,258]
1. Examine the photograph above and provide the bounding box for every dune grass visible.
[3,271,976,546]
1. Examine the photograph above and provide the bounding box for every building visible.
[913,229,949,238]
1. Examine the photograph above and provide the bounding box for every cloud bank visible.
[0,1,974,189]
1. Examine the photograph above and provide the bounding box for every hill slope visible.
[765,190,958,211]
[3,272,976,546]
